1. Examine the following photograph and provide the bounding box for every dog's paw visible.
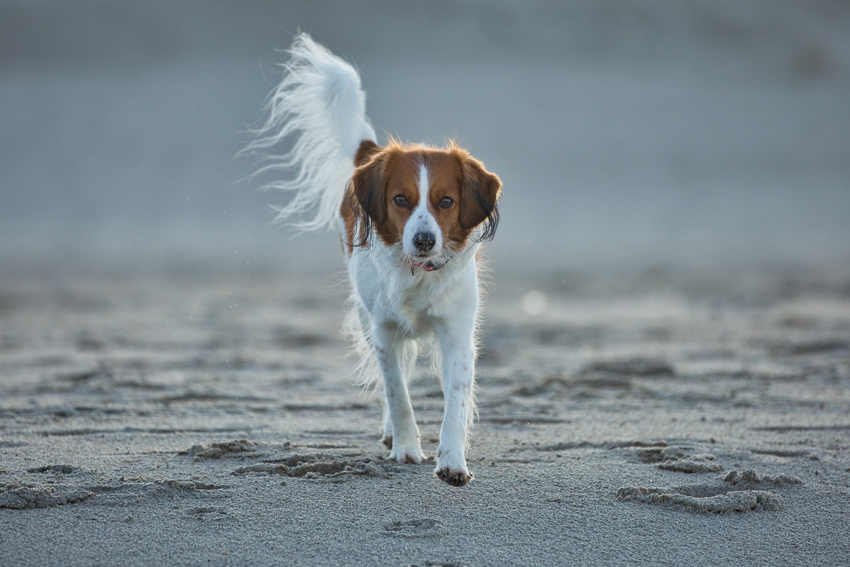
[435,466,472,487]
[389,445,425,464]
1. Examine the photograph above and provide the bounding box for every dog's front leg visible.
[434,318,476,486]
[372,323,424,464]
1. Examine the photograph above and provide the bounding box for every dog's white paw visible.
[435,446,471,486]
[389,444,425,464]
[435,464,472,487]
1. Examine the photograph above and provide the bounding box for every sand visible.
[1,260,848,566]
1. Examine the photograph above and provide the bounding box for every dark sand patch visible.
[26,464,78,474]
[233,459,387,479]
[183,439,257,461]
[579,358,676,378]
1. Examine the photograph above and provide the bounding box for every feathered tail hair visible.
[241,33,377,231]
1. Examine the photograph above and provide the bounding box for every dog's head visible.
[349,141,501,261]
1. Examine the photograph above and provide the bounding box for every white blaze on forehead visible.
[418,163,429,204]
[402,162,443,256]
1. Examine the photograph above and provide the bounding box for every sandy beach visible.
[1,259,848,566]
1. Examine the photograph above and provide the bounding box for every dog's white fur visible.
[245,34,499,486]
[242,34,376,231]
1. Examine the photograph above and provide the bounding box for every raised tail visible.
[242,33,377,232]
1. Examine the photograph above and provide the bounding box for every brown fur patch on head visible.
[451,143,502,242]
[340,140,386,253]
[354,140,381,167]
[345,140,502,253]
[349,142,419,248]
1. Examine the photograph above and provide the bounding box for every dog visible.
[244,34,501,486]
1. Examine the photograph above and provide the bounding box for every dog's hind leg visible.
[379,387,393,448]
[379,339,418,449]
[372,323,424,464]
[349,305,394,447]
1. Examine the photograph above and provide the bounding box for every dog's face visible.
[350,142,501,259]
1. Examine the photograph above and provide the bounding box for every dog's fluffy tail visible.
[242,33,376,231]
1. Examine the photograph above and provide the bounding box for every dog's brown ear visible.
[350,144,387,228]
[458,154,502,240]
[354,140,381,167]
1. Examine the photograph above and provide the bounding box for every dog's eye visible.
[439,197,454,209]
[393,195,408,207]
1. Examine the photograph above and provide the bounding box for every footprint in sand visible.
[657,454,724,473]
[186,506,229,519]
[617,469,802,513]
[630,444,724,473]
[384,518,446,538]
[0,482,94,509]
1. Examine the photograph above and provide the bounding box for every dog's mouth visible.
[403,250,454,273]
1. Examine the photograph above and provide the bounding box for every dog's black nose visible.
[413,231,436,251]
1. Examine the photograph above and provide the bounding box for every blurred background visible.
[1,0,848,278]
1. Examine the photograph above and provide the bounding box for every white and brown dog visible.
[245,34,501,486]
